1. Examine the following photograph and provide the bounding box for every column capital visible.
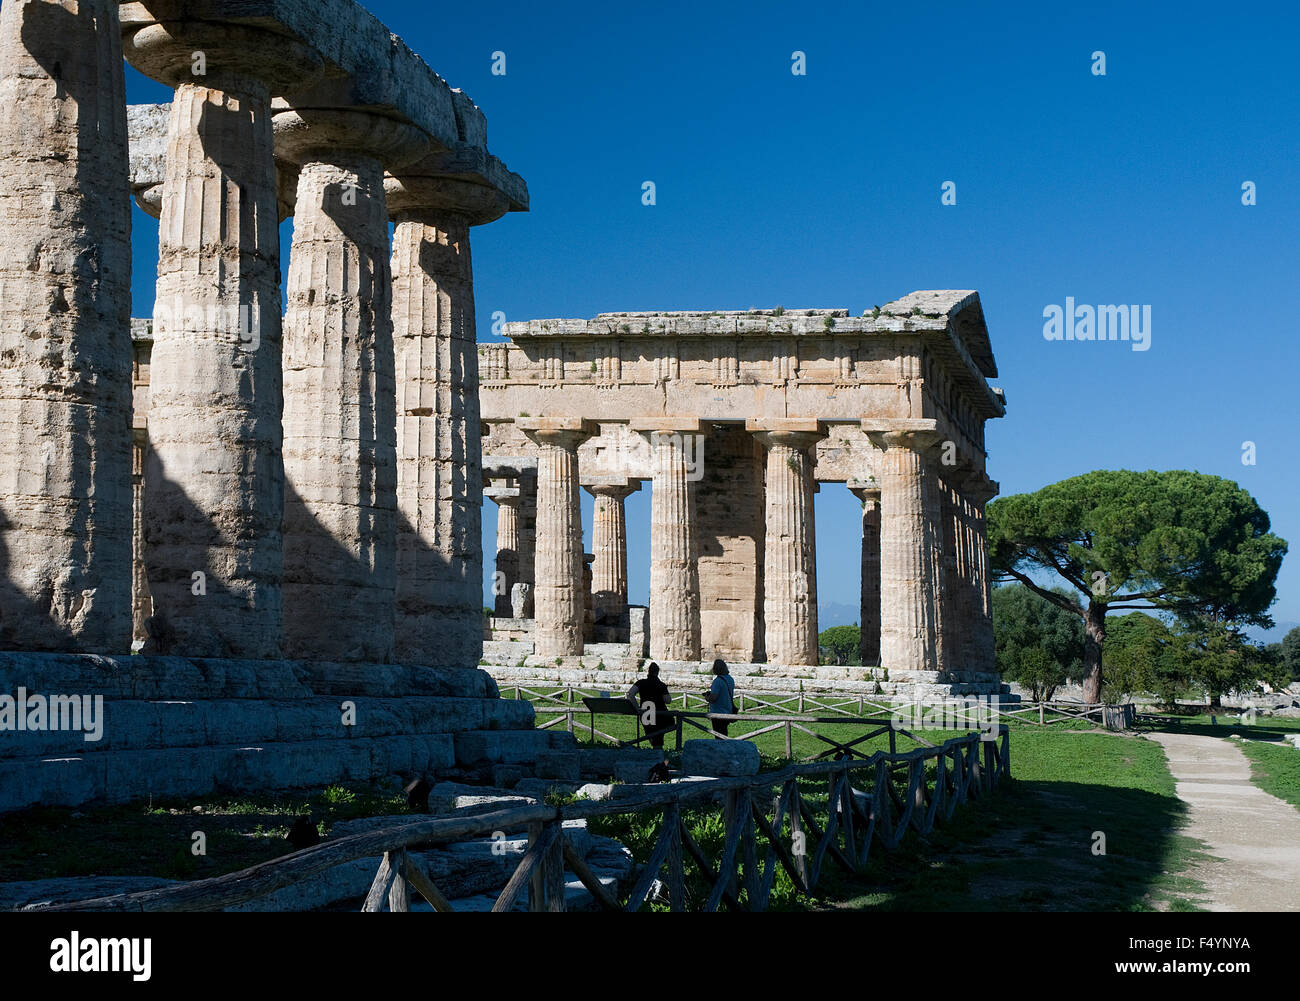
[485,484,522,503]
[519,417,597,451]
[961,472,999,505]
[271,104,430,170]
[746,418,827,452]
[863,419,942,454]
[847,479,882,505]
[582,477,641,500]
[123,17,324,93]
[386,143,528,226]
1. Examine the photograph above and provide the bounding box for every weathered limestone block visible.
[0,652,311,702]
[0,0,133,652]
[510,582,533,619]
[681,739,760,777]
[295,661,497,699]
[519,419,595,657]
[750,421,825,667]
[452,729,577,767]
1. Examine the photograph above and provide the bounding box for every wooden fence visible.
[508,684,1134,732]
[29,728,1011,914]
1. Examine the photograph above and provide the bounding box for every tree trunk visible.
[1082,601,1107,704]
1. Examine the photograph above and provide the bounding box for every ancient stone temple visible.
[480,297,1008,698]
[0,0,566,815]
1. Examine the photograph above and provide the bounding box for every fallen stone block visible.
[681,739,760,777]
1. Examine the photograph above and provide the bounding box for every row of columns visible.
[0,5,495,662]
[495,422,996,675]
[859,430,996,675]
[506,419,827,664]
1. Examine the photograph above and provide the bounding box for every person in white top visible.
[704,658,736,735]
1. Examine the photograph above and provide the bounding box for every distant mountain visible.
[1246,620,1299,645]
[818,602,859,629]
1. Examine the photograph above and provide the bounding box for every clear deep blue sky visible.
[124,1,1300,633]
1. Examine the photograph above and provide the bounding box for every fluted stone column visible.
[274,109,425,663]
[520,419,595,657]
[922,460,948,675]
[849,483,881,666]
[949,485,975,675]
[868,428,941,673]
[128,23,320,658]
[635,423,703,662]
[486,482,521,618]
[386,178,507,667]
[585,480,638,624]
[0,0,132,651]
[964,472,999,674]
[940,481,961,678]
[750,422,825,666]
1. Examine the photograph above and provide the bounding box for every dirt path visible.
[1148,732,1300,912]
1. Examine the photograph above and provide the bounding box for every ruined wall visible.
[695,425,765,662]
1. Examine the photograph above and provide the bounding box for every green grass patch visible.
[0,782,412,883]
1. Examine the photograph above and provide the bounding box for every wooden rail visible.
[509,684,1134,730]
[27,728,1011,914]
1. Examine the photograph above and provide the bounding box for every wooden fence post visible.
[544,823,566,912]
[790,784,808,886]
[527,821,545,912]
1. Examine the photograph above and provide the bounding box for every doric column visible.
[938,479,960,677]
[386,175,508,667]
[126,20,321,658]
[866,426,942,673]
[636,423,703,662]
[948,484,974,675]
[0,0,132,651]
[274,109,426,662]
[584,479,639,624]
[749,420,827,667]
[520,419,595,657]
[921,460,949,675]
[849,482,882,666]
[485,481,521,618]
[963,472,999,674]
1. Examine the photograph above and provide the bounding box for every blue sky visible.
[124,2,1300,633]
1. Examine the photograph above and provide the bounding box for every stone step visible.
[0,695,535,761]
[0,653,498,701]
[452,729,578,767]
[0,734,459,813]
[482,639,533,663]
[484,664,1013,702]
